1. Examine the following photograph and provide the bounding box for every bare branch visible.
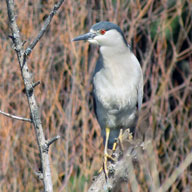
[6,0,64,191]
[25,0,65,56]
[0,110,32,122]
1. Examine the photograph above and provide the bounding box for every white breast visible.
[93,50,141,112]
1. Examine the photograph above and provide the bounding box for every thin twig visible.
[0,110,32,122]
[25,0,65,56]
[33,81,41,89]
[47,135,60,147]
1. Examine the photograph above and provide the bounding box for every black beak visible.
[72,32,96,41]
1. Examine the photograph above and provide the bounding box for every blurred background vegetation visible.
[0,0,192,191]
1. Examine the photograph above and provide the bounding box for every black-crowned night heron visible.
[73,21,143,177]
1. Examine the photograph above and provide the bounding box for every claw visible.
[103,152,115,178]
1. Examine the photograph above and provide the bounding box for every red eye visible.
[100,29,106,35]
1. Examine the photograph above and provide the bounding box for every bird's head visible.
[72,21,128,48]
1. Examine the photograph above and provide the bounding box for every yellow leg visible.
[104,128,110,156]
[103,127,115,178]
[112,129,124,153]
[112,142,117,152]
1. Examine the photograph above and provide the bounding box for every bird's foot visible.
[126,128,133,141]
[103,152,115,179]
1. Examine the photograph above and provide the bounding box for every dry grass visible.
[0,0,192,191]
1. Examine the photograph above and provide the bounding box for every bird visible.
[73,21,143,177]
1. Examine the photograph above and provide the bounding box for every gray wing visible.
[92,54,103,77]
[92,54,104,119]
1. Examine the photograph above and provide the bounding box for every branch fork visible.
[42,135,61,153]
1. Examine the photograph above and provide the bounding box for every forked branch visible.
[5,0,64,191]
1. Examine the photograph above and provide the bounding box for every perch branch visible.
[88,130,142,192]
[0,110,32,122]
